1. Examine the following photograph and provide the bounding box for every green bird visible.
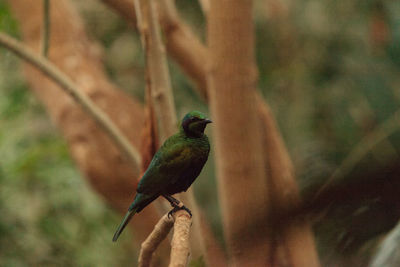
[112,111,212,242]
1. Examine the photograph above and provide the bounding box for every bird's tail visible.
[112,207,137,242]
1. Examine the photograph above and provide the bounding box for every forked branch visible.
[138,211,192,267]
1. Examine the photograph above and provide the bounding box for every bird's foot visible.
[163,194,192,218]
[167,203,192,218]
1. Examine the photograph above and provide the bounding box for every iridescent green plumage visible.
[112,111,211,241]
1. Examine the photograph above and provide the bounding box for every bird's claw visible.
[167,208,176,218]
[167,205,192,218]
[181,205,192,217]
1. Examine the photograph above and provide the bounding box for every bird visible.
[112,110,212,242]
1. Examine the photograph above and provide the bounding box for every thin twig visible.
[138,214,174,267]
[41,0,50,57]
[0,32,141,167]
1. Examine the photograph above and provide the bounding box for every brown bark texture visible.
[169,211,192,267]
[8,0,169,263]
[208,0,271,266]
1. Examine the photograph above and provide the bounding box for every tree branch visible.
[137,211,192,267]
[138,214,174,267]
[257,95,320,267]
[208,0,271,265]
[0,32,141,167]
[169,211,192,267]
[134,0,177,143]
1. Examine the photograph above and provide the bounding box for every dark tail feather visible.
[112,208,137,242]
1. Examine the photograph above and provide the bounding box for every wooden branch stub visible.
[169,210,192,267]
[139,214,174,267]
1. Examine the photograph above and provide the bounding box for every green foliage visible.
[0,2,18,37]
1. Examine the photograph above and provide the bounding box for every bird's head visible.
[181,111,212,137]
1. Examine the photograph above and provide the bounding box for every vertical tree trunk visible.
[208,0,271,266]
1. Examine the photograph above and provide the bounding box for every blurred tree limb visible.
[257,96,320,267]
[208,0,270,265]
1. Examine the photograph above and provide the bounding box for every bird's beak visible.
[203,119,213,124]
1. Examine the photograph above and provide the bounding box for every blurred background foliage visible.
[1,0,400,266]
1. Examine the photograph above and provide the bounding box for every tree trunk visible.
[8,0,169,264]
[208,0,271,266]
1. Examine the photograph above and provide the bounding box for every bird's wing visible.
[136,141,192,194]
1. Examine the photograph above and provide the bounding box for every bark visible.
[138,214,174,267]
[208,0,271,266]
[8,0,169,263]
[169,211,192,267]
